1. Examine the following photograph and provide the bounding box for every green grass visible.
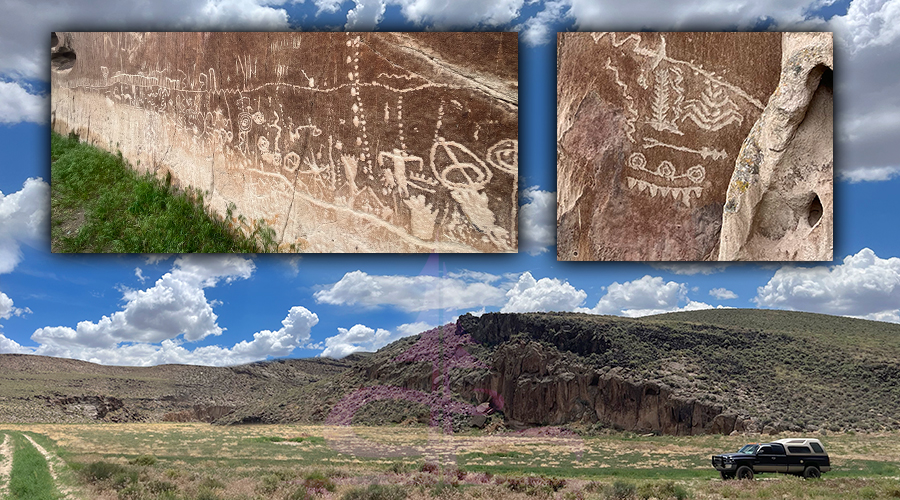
[6,432,60,500]
[51,131,275,253]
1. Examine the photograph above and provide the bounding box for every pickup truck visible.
[711,438,830,480]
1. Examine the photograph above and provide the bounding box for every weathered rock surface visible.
[718,33,833,261]
[557,32,782,261]
[455,313,735,434]
[50,32,518,253]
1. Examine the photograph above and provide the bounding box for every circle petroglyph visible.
[628,152,647,170]
[431,139,492,191]
[687,165,706,183]
[238,112,252,132]
[659,160,676,179]
[486,139,518,174]
[252,111,266,125]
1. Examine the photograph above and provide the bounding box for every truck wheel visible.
[802,466,821,479]
[736,466,754,480]
[720,471,735,480]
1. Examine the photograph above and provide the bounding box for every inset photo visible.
[51,32,518,253]
[557,32,832,261]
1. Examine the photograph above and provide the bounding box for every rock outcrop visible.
[557,32,782,261]
[718,33,833,261]
[50,32,518,253]
[468,340,733,435]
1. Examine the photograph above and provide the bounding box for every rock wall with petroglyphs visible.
[557,32,782,261]
[50,32,518,253]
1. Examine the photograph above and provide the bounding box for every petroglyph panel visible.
[51,32,518,253]
[557,32,782,261]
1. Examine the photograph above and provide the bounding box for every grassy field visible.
[50,131,274,253]
[0,423,899,499]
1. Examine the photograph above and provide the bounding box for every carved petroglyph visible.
[682,82,743,131]
[642,137,727,161]
[648,65,684,135]
[52,32,518,252]
[558,32,782,260]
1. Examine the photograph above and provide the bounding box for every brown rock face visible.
[718,33,833,261]
[451,315,734,435]
[50,32,518,253]
[557,32,782,261]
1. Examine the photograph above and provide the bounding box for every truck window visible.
[769,444,785,454]
[788,446,812,454]
[810,442,825,453]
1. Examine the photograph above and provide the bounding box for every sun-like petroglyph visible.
[558,32,782,261]
[51,32,518,253]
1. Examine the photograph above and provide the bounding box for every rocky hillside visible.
[2,309,899,435]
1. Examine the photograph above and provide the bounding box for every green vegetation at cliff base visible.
[50,131,274,253]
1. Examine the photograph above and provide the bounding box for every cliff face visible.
[50,32,518,253]
[468,340,732,435]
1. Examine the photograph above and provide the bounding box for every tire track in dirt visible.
[22,433,79,500]
[0,433,12,498]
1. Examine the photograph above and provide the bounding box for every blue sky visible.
[2,0,900,366]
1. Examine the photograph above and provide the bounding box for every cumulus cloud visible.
[0,178,49,275]
[30,305,318,367]
[0,82,48,124]
[0,333,28,354]
[314,270,507,312]
[320,321,432,358]
[392,0,524,28]
[577,275,715,317]
[710,287,738,300]
[755,248,900,322]
[0,291,31,320]
[829,0,900,181]
[31,255,256,360]
[519,187,556,256]
[516,0,570,46]
[500,271,586,312]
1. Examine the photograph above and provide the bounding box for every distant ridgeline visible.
[2,310,896,435]
[50,32,518,253]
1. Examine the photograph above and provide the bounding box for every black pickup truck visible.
[712,438,830,480]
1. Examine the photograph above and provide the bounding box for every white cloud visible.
[519,186,556,256]
[135,268,147,284]
[314,270,507,312]
[346,0,387,29]
[320,320,431,358]
[755,248,900,322]
[394,0,524,28]
[29,306,318,366]
[32,255,255,350]
[0,291,31,320]
[0,82,47,124]
[0,333,28,354]
[828,0,900,181]
[516,0,569,46]
[0,178,50,275]
[710,287,738,300]
[500,271,586,312]
[577,275,715,317]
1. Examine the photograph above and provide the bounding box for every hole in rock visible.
[51,32,59,48]
[51,34,76,72]
[807,194,823,227]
